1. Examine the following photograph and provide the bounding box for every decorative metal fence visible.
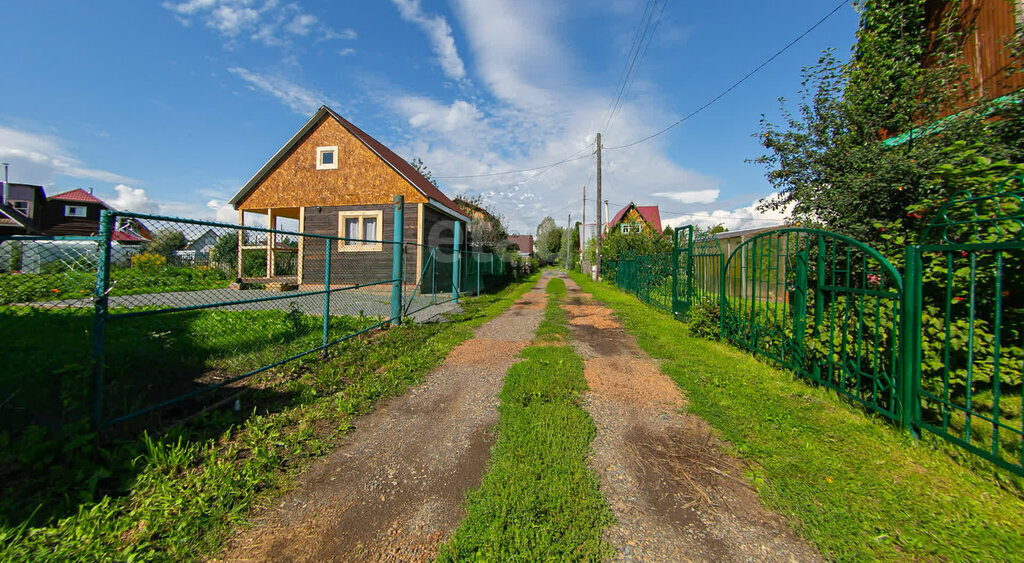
[603,176,1024,476]
[0,198,513,433]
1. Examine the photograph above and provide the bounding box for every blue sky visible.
[0,0,860,233]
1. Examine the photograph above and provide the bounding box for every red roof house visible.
[608,202,662,235]
[507,234,534,257]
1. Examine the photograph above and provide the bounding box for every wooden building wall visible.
[300,203,419,285]
[237,116,428,211]
[42,201,105,236]
[929,0,1024,111]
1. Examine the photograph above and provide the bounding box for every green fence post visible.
[476,254,481,296]
[812,236,826,383]
[899,245,922,431]
[718,253,726,338]
[671,227,680,316]
[322,237,331,349]
[452,221,461,303]
[90,210,114,429]
[391,195,404,326]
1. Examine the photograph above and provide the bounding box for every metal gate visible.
[721,228,905,420]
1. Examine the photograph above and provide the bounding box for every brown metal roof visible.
[230,106,466,220]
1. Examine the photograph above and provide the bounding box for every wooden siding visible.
[238,116,428,211]
[929,0,1024,111]
[300,203,419,285]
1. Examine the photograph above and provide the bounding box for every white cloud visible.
[661,195,793,231]
[109,184,158,214]
[207,199,238,223]
[163,0,353,48]
[395,97,484,134]
[228,67,337,114]
[390,0,467,81]
[338,48,356,57]
[653,189,720,204]
[0,126,137,186]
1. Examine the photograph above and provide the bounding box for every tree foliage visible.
[534,216,564,265]
[756,0,1022,246]
[455,196,510,253]
[146,230,187,258]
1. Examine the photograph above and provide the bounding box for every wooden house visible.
[228,106,468,289]
[42,189,147,243]
[0,183,47,235]
[608,203,662,235]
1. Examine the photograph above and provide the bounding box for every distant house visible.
[608,203,662,235]
[229,105,469,288]
[507,234,534,258]
[40,188,147,244]
[0,183,47,235]
[174,228,220,264]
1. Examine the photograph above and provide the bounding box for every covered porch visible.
[237,207,302,287]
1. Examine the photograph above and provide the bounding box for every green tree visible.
[210,233,238,269]
[534,216,564,265]
[410,157,439,188]
[755,0,1022,247]
[147,229,187,258]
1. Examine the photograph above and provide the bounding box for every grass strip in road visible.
[438,275,613,561]
[0,275,539,561]
[568,270,1024,561]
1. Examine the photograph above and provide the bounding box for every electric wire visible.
[605,0,849,150]
[433,142,594,179]
[600,0,666,135]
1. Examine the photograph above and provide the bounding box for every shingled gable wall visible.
[236,114,428,211]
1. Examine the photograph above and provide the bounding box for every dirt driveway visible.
[215,274,551,562]
[559,273,820,562]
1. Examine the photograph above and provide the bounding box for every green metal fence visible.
[605,176,1024,476]
[1,199,512,433]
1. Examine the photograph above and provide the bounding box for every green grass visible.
[438,274,613,561]
[0,274,538,561]
[569,270,1024,561]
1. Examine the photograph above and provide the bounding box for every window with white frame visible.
[337,210,383,251]
[316,146,339,170]
[65,205,87,217]
[10,200,30,217]
[620,222,643,234]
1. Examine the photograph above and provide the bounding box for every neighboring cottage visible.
[608,203,662,235]
[0,183,47,235]
[41,188,147,243]
[174,228,220,264]
[229,105,469,288]
[506,234,533,258]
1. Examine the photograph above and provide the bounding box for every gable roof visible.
[507,234,533,255]
[229,106,465,220]
[49,188,109,206]
[610,203,662,232]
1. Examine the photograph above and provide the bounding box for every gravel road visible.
[559,273,821,562]
[214,274,551,562]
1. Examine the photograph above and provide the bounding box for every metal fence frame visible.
[1,196,515,430]
[605,198,1024,476]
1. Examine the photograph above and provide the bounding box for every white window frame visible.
[65,205,87,218]
[316,146,339,170]
[10,200,30,217]
[337,210,383,252]
[620,224,631,234]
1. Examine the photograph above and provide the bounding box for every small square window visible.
[316,146,339,170]
[338,210,383,252]
[10,200,30,216]
[65,205,87,218]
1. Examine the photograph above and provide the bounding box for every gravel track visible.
[559,273,820,562]
[214,275,551,562]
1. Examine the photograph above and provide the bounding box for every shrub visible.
[685,297,720,340]
[132,253,167,271]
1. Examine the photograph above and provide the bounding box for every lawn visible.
[570,270,1024,561]
[438,276,613,561]
[0,274,537,560]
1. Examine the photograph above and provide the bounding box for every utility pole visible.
[2,163,9,204]
[581,184,586,267]
[566,213,572,266]
[595,133,603,280]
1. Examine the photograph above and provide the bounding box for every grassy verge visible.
[568,270,1024,561]
[438,274,613,561]
[0,275,538,561]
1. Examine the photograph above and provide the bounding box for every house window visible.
[316,146,339,170]
[337,210,383,251]
[620,223,643,234]
[10,200,30,217]
[65,205,87,217]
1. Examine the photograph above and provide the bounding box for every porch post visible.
[391,195,404,326]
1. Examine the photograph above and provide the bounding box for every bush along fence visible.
[606,176,1024,477]
[0,195,514,433]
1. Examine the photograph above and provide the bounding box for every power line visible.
[605,199,786,225]
[601,0,667,135]
[433,142,594,179]
[605,0,849,151]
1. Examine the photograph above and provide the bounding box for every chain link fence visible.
[1,207,513,433]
